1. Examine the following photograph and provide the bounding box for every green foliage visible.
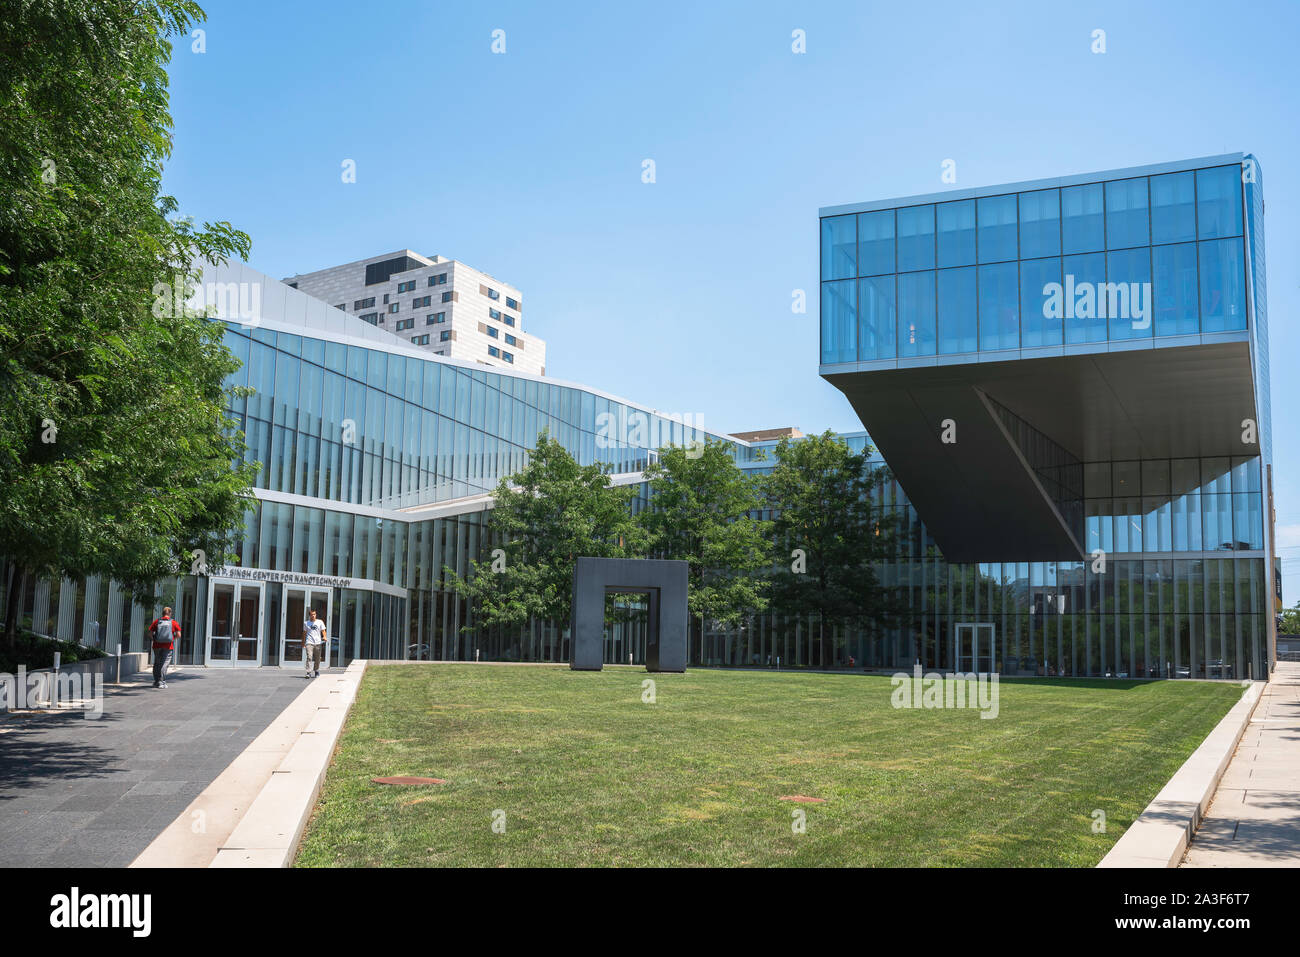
[765,431,902,642]
[0,1,257,638]
[639,439,770,627]
[1280,601,1300,636]
[0,630,108,674]
[445,432,645,632]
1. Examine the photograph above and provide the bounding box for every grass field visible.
[294,664,1243,867]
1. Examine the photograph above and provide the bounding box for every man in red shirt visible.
[149,607,181,688]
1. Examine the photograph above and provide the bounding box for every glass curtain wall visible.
[821,163,1248,364]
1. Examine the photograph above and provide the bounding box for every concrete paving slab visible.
[210,847,285,868]
[1221,766,1300,789]
[0,668,313,868]
[132,661,366,868]
[1183,662,1300,868]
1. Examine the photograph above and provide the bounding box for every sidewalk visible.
[132,660,366,868]
[1182,661,1300,867]
[0,667,314,867]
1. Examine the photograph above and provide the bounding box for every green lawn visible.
[295,664,1243,867]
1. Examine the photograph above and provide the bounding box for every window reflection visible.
[897,271,936,357]
[937,200,976,267]
[821,215,856,280]
[1104,177,1150,250]
[897,205,936,271]
[819,163,1253,361]
[1062,183,1105,254]
[1151,171,1196,244]
[937,267,977,354]
[1020,257,1062,346]
[858,276,896,360]
[858,209,895,276]
[977,262,1019,350]
[1199,238,1247,332]
[1196,166,1243,240]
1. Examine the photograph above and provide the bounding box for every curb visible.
[1097,680,1264,868]
[130,659,367,868]
[211,659,367,868]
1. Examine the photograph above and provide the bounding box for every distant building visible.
[284,250,545,376]
[729,427,804,443]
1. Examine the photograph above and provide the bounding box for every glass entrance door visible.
[206,579,265,667]
[235,583,263,666]
[207,581,235,665]
[955,622,996,673]
[280,586,332,670]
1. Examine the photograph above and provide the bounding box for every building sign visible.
[214,566,354,589]
[208,565,407,599]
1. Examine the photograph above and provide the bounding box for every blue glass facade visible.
[814,155,1274,680]
[219,323,728,665]
[708,436,1270,679]
[820,160,1248,363]
[223,326,712,510]
[0,315,734,668]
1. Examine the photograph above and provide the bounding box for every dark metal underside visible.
[823,342,1259,563]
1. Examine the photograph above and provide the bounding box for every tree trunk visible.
[3,565,28,647]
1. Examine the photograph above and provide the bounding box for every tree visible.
[1280,601,1300,636]
[639,439,770,641]
[446,432,645,641]
[0,1,256,642]
[764,431,901,666]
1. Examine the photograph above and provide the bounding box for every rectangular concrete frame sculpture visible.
[570,557,689,672]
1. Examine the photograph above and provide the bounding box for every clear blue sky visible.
[163,0,1300,601]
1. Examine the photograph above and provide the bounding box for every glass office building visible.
[0,154,1276,679]
[818,153,1277,679]
[0,260,733,671]
[821,161,1251,362]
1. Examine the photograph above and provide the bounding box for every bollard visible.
[51,651,60,708]
[116,643,122,685]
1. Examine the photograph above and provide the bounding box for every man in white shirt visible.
[303,608,327,678]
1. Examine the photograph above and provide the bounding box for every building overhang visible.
[822,339,1260,563]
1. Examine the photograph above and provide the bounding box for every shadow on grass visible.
[997,677,1157,691]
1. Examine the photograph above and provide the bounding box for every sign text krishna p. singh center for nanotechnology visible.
[211,565,407,598]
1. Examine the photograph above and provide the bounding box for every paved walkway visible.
[0,667,315,867]
[1183,661,1300,867]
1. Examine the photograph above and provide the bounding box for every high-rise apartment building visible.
[283,250,545,376]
